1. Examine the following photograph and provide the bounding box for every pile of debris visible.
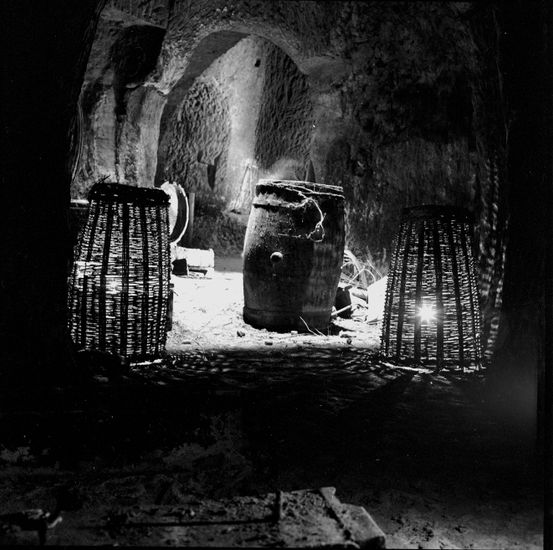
[333,250,388,325]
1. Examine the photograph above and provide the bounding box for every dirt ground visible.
[166,254,382,352]
[0,256,543,548]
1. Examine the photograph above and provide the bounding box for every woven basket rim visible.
[88,182,169,205]
[401,204,473,221]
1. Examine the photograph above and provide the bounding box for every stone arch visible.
[161,77,231,199]
[154,30,248,186]
[76,0,349,195]
[154,25,344,185]
[154,30,324,254]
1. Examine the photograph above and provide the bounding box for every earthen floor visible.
[0,257,543,548]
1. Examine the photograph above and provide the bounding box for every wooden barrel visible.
[243,180,345,332]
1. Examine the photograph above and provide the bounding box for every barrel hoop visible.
[244,307,333,318]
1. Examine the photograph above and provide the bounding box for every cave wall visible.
[72,20,165,196]
[158,36,267,205]
[157,36,270,254]
[312,3,479,275]
[254,41,314,181]
[483,0,551,428]
[1,0,105,383]
[162,76,246,254]
[163,78,231,200]
[326,138,476,272]
[199,36,267,211]
[72,17,121,196]
[157,35,314,254]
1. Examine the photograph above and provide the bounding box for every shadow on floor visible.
[0,348,543,549]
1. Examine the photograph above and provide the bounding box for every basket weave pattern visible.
[68,183,171,359]
[381,205,482,371]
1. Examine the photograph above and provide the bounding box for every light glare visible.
[417,303,436,323]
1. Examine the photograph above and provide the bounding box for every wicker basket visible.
[380,205,482,371]
[67,183,171,359]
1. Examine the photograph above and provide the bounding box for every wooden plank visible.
[319,487,385,550]
[24,488,386,548]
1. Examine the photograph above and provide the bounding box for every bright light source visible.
[417,303,436,323]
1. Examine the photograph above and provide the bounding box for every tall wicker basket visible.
[67,183,171,359]
[380,205,482,371]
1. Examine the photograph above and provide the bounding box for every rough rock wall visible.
[72,18,122,197]
[316,3,479,274]
[74,87,118,197]
[158,36,270,255]
[157,35,267,208]
[102,0,170,28]
[468,7,511,362]
[328,138,476,271]
[72,20,165,197]
[206,36,267,213]
[74,1,356,195]
[473,0,550,414]
[2,0,105,382]
[254,42,313,180]
[163,78,230,201]
[148,0,339,92]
